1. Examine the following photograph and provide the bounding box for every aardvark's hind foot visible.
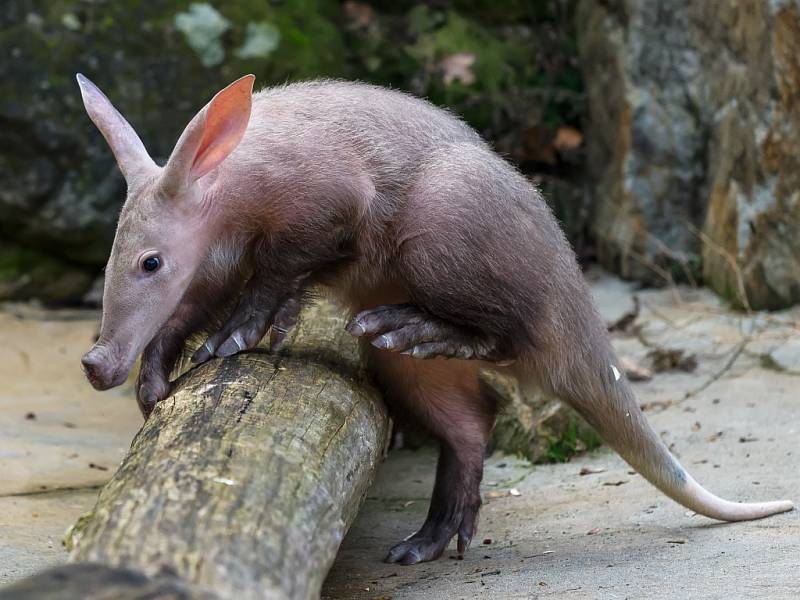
[385,500,478,565]
[346,303,513,364]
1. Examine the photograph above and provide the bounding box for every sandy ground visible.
[0,303,141,584]
[1,272,799,598]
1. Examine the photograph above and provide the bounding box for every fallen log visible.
[0,301,390,600]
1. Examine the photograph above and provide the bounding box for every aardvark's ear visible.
[76,74,156,183]
[160,75,255,195]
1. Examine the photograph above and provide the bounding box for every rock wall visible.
[578,0,800,309]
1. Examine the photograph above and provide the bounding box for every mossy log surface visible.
[1,301,390,600]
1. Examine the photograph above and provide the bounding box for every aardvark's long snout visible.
[81,344,128,391]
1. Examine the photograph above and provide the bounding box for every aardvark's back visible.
[248,80,487,178]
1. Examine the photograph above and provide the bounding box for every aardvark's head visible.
[77,74,254,390]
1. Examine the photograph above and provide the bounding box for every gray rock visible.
[0,1,347,302]
[768,338,800,374]
[578,0,800,309]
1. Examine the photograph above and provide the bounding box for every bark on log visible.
[0,301,390,600]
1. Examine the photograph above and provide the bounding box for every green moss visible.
[0,243,94,303]
[63,510,95,552]
[666,255,704,287]
[0,245,62,280]
[491,408,539,463]
[544,416,602,463]
[759,353,786,372]
[758,352,800,376]
[217,0,346,78]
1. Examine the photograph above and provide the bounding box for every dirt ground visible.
[1,271,798,598]
[0,303,141,585]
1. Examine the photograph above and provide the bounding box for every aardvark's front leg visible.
[191,273,305,364]
[137,302,207,418]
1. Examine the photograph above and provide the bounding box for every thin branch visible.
[685,220,752,313]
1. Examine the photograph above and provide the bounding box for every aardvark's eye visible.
[142,256,161,273]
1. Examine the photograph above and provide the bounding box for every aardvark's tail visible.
[536,347,793,521]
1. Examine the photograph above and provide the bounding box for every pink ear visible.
[161,75,255,193]
[190,74,255,180]
[76,74,156,182]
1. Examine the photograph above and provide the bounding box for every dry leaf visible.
[579,466,607,476]
[486,488,521,500]
[691,421,702,432]
[342,1,375,28]
[648,348,698,373]
[553,126,584,151]
[620,355,653,382]
[440,53,476,86]
[608,296,640,333]
[640,400,674,412]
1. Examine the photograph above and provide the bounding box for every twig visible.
[685,221,752,313]
[682,337,750,400]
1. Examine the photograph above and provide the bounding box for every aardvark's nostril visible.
[81,353,99,378]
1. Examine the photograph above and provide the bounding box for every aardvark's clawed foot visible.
[192,296,301,363]
[136,372,171,419]
[346,303,513,363]
[385,502,478,565]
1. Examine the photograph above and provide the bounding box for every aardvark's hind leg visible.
[366,351,498,565]
[348,303,513,364]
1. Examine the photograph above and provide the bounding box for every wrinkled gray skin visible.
[79,75,792,566]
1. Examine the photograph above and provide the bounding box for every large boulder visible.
[578,0,800,309]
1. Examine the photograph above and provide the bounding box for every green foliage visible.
[0,245,60,281]
[219,0,346,78]
[669,255,704,287]
[0,244,93,303]
[545,416,602,463]
[343,1,584,140]
[235,22,281,60]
